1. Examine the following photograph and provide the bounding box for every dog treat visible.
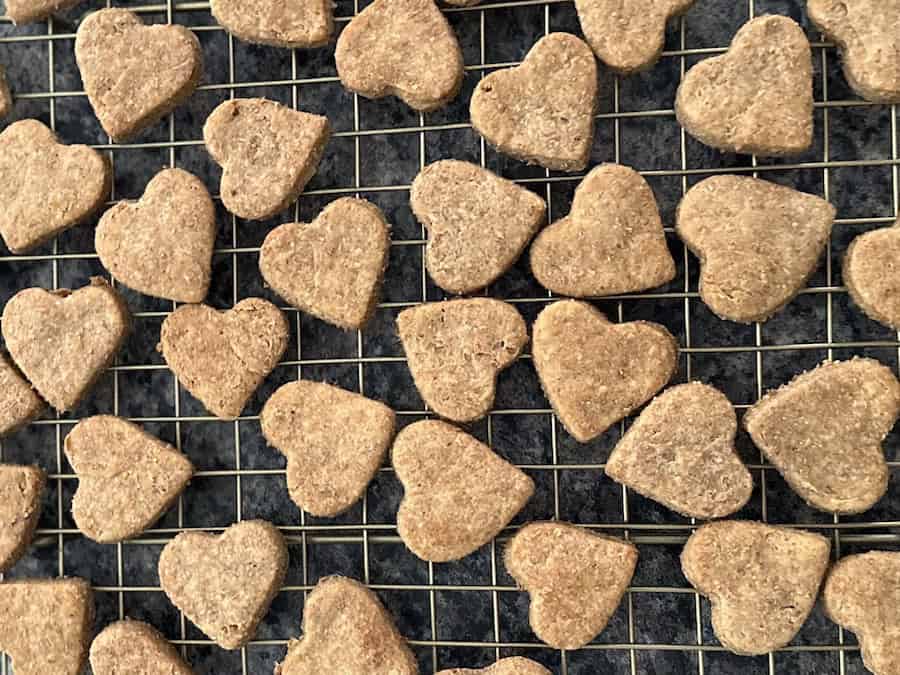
[2,278,130,412]
[0,65,11,118]
[335,0,463,112]
[0,464,45,572]
[682,520,830,655]
[90,620,194,675]
[437,658,551,675]
[397,299,528,423]
[4,0,83,23]
[261,380,395,517]
[158,519,288,650]
[410,160,547,295]
[675,15,813,156]
[75,9,202,141]
[393,419,534,562]
[530,164,675,297]
[0,578,93,675]
[845,217,900,330]
[824,551,900,675]
[676,175,834,323]
[0,352,44,437]
[64,415,194,543]
[96,168,216,304]
[744,358,900,514]
[532,299,678,443]
[0,119,110,254]
[605,383,753,519]
[471,33,597,171]
[275,576,417,675]
[204,98,330,220]
[211,0,332,48]
[259,197,390,330]
[506,521,638,650]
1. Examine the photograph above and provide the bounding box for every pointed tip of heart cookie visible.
[210,0,334,48]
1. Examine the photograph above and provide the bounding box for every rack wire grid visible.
[0,0,899,672]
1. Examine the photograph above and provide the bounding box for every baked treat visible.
[158,520,288,650]
[682,520,830,655]
[2,277,130,412]
[393,419,534,562]
[471,32,597,171]
[275,576,417,675]
[159,298,289,419]
[676,175,834,323]
[410,160,547,295]
[0,352,44,437]
[0,65,11,118]
[505,521,638,650]
[530,163,675,297]
[64,415,194,543]
[744,358,900,514]
[605,382,753,519]
[75,9,202,141]
[204,98,330,220]
[4,0,84,23]
[90,620,194,675]
[397,299,528,423]
[845,217,900,330]
[436,658,551,675]
[260,380,395,517]
[0,464,45,572]
[335,0,464,112]
[532,299,678,443]
[675,15,813,156]
[0,119,110,254]
[259,197,390,330]
[211,0,332,48]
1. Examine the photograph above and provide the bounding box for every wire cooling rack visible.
[1,0,899,673]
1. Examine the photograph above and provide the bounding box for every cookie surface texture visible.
[0,464,45,572]
[437,658,551,675]
[4,0,84,24]
[211,0,332,48]
[0,352,44,436]
[844,216,900,330]
[90,620,194,675]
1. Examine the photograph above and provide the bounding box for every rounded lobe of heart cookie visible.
[4,0,84,24]
[334,0,464,112]
[676,175,834,323]
[436,657,552,675]
[675,15,813,156]
[0,66,12,119]
[96,168,216,304]
[681,520,830,655]
[530,163,675,298]
[744,358,899,514]
[259,197,390,330]
[470,32,598,171]
[845,220,900,330]
[210,0,333,48]
[0,464,45,573]
[0,119,111,254]
[0,352,44,437]
[90,620,194,675]
[158,520,288,650]
[393,420,534,562]
[505,521,638,650]
[75,9,202,141]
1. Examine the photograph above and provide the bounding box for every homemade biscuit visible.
[0,352,44,437]
[90,620,194,675]
[744,358,900,514]
[4,0,83,23]
[397,299,528,423]
[682,520,830,655]
[437,658,551,675]
[394,419,534,562]
[0,464,45,572]
[530,164,675,298]
[532,300,678,443]
[844,217,900,330]
[0,65,11,118]
[211,0,332,48]
[506,521,638,650]
[675,15,813,156]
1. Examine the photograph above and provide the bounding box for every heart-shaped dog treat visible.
[411,160,547,295]
[159,520,287,649]
[96,168,216,303]
[260,198,390,330]
[90,620,193,675]
[4,0,83,24]
[0,464,45,573]
[261,380,395,517]
[605,383,753,519]
[394,420,534,562]
[211,0,332,48]
[64,415,194,543]
[276,576,417,675]
[0,119,110,254]
[471,33,597,171]
[744,358,900,514]
[437,657,551,675]
[845,217,900,330]
[0,65,11,118]
[0,352,43,437]
[530,164,675,298]
[682,520,830,655]
[675,15,813,156]
[506,521,638,649]
[532,300,678,443]
[397,299,528,423]
[75,9,202,141]
[335,0,463,112]
[2,278,130,412]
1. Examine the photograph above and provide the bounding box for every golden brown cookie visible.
[0,352,44,437]
[410,160,547,295]
[4,0,83,23]
[90,620,194,675]
[845,217,900,330]
[436,658,551,675]
[744,358,900,514]
[675,15,813,156]
[397,299,528,423]
[0,65,11,118]
[0,464,45,573]
[259,197,390,330]
[211,0,332,48]
[393,419,534,562]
